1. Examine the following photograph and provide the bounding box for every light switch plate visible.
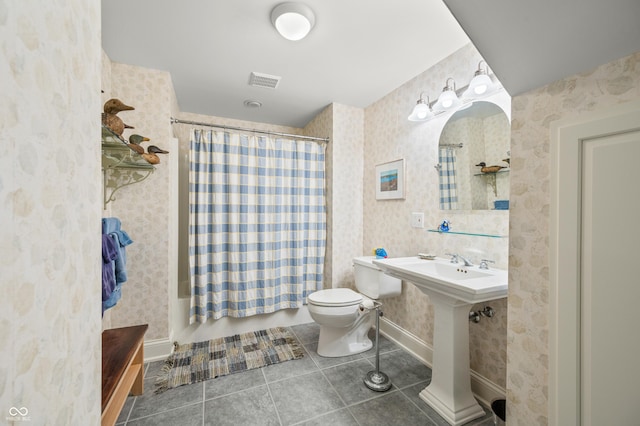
[411,212,424,228]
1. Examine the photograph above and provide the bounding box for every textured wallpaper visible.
[303,105,335,287]
[507,51,640,425]
[103,60,177,340]
[363,43,510,388]
[0,1,102,424]
[326,104,365,290]
[304,103,365,292]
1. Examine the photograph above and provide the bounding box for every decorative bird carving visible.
[127,134,150,154]
[101,98,134,136]
[147,145,169,154]
[476,162,507,174]
[141,145,169,165]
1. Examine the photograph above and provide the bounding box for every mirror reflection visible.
[437,101,510,210]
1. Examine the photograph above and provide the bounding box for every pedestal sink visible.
[373,256,507,426]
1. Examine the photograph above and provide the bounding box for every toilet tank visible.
[353,256,401,299]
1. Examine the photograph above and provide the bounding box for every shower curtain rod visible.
[170,117,330,143]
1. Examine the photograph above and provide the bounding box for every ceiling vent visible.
[249,72,281,89]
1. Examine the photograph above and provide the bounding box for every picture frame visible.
[375,159,405,200]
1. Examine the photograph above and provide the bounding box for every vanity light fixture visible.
[271,2,316,41]
[433,78,461,112]
[462,61,495,99]
[408,93,433,121]
[406,62,502,122]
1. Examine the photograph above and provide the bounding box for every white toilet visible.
[307,256,401,357]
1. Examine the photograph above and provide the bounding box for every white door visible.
[550,100,640,426]
[581,130,640,425]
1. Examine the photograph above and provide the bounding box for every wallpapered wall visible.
[1,1,102,424]
[506,50,640,425]
[305,104,365,290]
[101,58,179,340]
[363,44,510,388]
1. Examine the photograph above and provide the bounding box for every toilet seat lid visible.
[308,288,362,307]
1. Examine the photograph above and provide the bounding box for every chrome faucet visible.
[479,259,495,270]
[445,253,459,263]
[458,254,474,267]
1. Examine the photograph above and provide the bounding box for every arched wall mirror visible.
[437,101,510,210]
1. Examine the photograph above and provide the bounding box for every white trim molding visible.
[144,338,174,363]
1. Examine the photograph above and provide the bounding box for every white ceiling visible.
[443,0,640,96]
[102,1,640,129]
[101,0,470,128]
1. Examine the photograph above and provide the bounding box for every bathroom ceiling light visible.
[271,2,316,41]
[408,93,433,121]
[433,78,461,112]
[462,61,495,99]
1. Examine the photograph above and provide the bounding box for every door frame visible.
[549,99,640,426]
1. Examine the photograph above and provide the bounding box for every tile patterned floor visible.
[116,323,495,426]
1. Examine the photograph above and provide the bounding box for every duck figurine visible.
[127,134,150,154]
[101,98,135,136]
[476,162,507,174]
[148,145,169,154]
[141,145,169,165]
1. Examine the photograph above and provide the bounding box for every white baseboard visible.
[144,338,173,362]
[378,317,505,407]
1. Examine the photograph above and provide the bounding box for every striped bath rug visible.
[155,327,304,393]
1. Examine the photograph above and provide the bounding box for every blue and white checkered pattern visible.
[189,129,327,323]
[438,147,458,210]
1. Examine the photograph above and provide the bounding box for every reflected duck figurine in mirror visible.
[475,162,507,174]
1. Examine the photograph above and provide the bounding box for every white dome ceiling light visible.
[271,2,316,41]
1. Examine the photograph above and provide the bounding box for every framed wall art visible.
[375,159,405,200]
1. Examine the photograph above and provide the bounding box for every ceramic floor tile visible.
[204,367,266,399]
[144,360,166,379]
[349,391,436,426]
[322,358,395,406]
[304,341,369,369]
[400,381,493,426]
[290,322,321,345]
[365,329,401,355]
[366,349,432,389]
[203,385,280,426]
[296,408,360,426]
[268,371,345,425]
[116,324,488,426]
[399,381,449,426]
[128,378,204,421]
[115,395,134,424]
[126,403,203,426]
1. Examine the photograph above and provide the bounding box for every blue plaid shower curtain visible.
[188,129,326,323]
[438,147,458,210]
